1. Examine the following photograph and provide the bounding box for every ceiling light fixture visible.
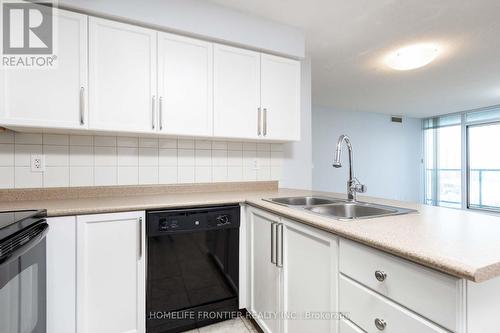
[385,43,440,70]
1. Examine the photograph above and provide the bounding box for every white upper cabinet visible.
[0,9,301,141]
[89,18,157,133]
[0,8,88,129]
[213,44,261,139]
[261,54,301,141]
[157,33,213,136]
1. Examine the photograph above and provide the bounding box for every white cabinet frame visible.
[157,33,213,136]
[247,206,338,333]
[88,18,157,134]
[0,8,88,129]
[76,211,146,333]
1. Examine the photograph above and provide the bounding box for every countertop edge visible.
[33,193,493,283]
[244,199,483,282]
[44,199,245,217]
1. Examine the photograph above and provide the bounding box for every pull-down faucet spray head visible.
[332,147,343,168]
[332,134,350,169]
[332,134,366,201]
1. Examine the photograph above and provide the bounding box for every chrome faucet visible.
[332,134,366,201]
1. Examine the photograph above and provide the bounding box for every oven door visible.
[0,221,49,333]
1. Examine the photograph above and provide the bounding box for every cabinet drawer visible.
[340,276,449,333]
[340,319,366,333]
[339,239,458,331]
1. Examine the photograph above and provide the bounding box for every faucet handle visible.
[354,184,367,193]
[351,178,367,194]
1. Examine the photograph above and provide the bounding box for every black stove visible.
[0,209,46,239]
[0,209,48,333]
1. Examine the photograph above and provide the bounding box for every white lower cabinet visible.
[47,206,500,333]
[340,276,448,333]
[76,211,146,333]
[248,207,338,333]
[339,319,365,333]
[248,208,281,333]
[282,219,338,333]
[339,239,459,331]
[47,216,77,333]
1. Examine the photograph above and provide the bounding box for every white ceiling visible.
[209,0,500,118]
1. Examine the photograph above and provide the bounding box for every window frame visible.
[424,105,500,213]
[466,120,500,213]
[423,122,462,208]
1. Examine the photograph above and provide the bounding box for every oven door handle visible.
[0,222,49,267]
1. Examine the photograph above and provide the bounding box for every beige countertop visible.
[1,183,499,283]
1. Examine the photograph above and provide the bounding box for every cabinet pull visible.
[152,96,156,130]
[139,217,143,258]
[257,107,262,136]
[159,97,163,130]
[375,270,387,282]
[271,222,277,264]
[79,87,85,125]
[276,223,283,268]
[374,318,387,331]
[263,108,268,136]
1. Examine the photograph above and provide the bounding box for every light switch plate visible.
[31,154,45,172]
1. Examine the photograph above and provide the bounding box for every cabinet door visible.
[47,216,77,333]
[261,54,301,141]
[339,319,365,333]
[282,219,338,333]
[0,8,88,129]
[248,208,280,333]
[77,211,145,333]
[214,44,261,139]
[89,18,157,133]
[158,33,213,136]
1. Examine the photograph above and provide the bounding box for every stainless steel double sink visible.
[264,196,417,220]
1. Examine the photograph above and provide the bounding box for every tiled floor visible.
[183,315,258,333]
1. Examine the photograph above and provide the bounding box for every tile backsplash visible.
[0,131,284,189]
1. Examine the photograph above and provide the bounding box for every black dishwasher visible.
[146,205,240,333]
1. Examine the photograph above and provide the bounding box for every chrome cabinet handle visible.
[263,108,268,136]
[257,107,262,136]
[139,217,143,258]
[159,96,163,130]
[375,270,387,282]
[271,222,277,264]
[152,96,156,130]
[374,318,387,331]
[79,87,85,125]
[276,223,283,267]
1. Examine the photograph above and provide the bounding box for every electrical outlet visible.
[31,154,45,172]
[253,159,259,170]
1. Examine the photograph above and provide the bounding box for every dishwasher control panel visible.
[147,205,240,236]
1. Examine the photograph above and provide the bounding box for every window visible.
[423,115,462,208]
[468,122,500,210]
[424,106,500,212]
